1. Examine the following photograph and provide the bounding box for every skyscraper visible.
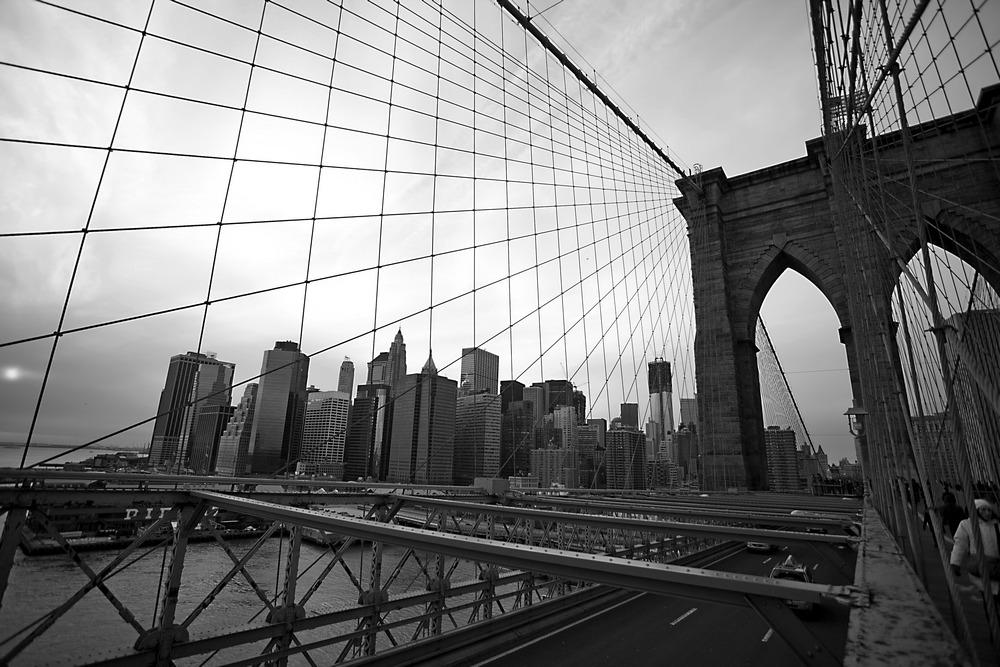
[679,395,699,428]
[606,427,647,490]
[460,347,500,395]
[386,352,457,485]
[500,380,524,414]
[215,383,258,476]
[188,404,235,474]
[500,399,534,478]
[620,403,639,430]
[648,358,673,462]
[247,341,309,475]
[299,390,351,476]
[338,357,355,395]
[387,328,407,389]
[343,386,386,481]
[764,426,797,492]
[177,353,236,471]
[149,351,235,470]
[453,392,501,485]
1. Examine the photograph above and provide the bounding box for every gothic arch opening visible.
[758,269,855,490]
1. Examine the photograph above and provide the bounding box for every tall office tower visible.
[177,353,236,470]
[460,346,500,395]
[605,427,647,490]
[679,396,699,429]
[386,353,457,485]
[299,390,351,476]
[188,405,235,474]
[522,385,546,446]
[247,341,310,475]
[764,426,797,492]
[149,351,235,469]
[387,329,407,389]
[368,352,389,384]
[500,380,524,414]
[588,418,608,489]
[343,388,379,481]
[648,358,674,433]
[343,383,390,480]
[500,399,534,478]
[453,393,501,485]
[215,384,258,476]
[531,379,574,414]
[338,357,355,395]
[573,389,587,425]
[675,427,698,480]
[620,403,639,430]
[530,447,578,488]
[576,423,601,487]
[552,405,578,450]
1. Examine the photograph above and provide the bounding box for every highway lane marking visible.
[670,607,698,626]
[473,593,645,664]
[762,629,774,642]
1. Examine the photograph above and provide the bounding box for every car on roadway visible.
[746,541,777,553]
[769,555,815,612]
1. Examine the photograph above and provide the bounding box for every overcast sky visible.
[527,0,857,462]
[0,0,865,465]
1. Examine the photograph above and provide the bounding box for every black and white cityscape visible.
[131,330,845,492]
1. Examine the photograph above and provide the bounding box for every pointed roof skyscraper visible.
[422,350,438,375]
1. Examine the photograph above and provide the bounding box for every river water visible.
[1,535,479,666]
[0,451,478,666]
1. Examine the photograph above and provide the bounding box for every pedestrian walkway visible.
[909,504,998,666]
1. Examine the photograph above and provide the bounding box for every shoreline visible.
[0,443,146,453]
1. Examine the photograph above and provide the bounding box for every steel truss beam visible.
[193,492,858,607]
[389,495,858,547]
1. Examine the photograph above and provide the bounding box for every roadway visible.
[476,540,857,666]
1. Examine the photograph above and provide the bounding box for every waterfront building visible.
[215,384,258,476]
[460,347,500,395]
[149,351,235,470]
[764,425,798,492]
[299,390,351,476]
[188,404,235,474]
[385,352,457,485]
[453,392,501,485]
[246,341,309,475]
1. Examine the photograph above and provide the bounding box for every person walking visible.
[950,498,1000,599]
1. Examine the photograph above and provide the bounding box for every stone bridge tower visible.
[675,85,1000,492]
